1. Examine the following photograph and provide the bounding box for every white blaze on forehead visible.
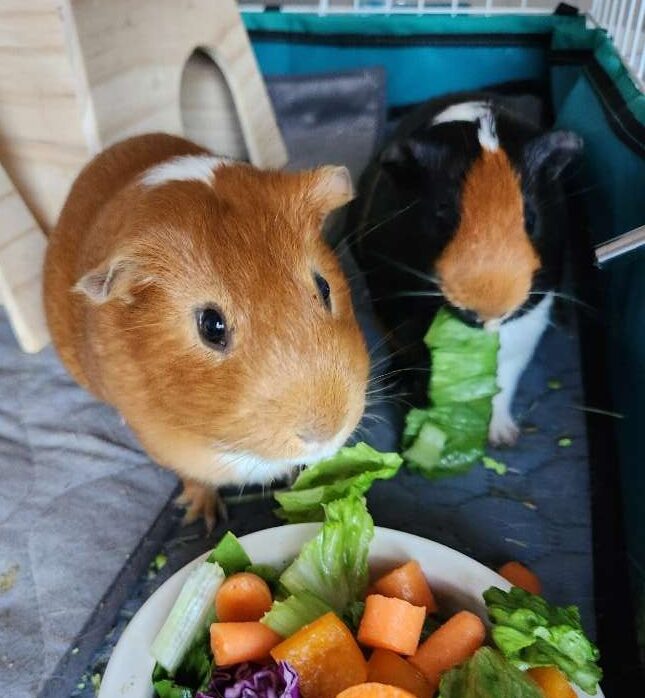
[432,100,499,152]
[140,154,229,187]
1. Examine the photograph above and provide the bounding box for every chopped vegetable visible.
[547,380,562,390]
[557,438,572,448]
[482,456,507,476]
[271,612,368,698]
[207,532,251,576]
[245,564,282,589]
[279,495,373,613]
[210,622,282,666]
[216,572,274,622]
[358,594,425,655]
[527,666,577,698]
[151,561,225,674]
[403,308,499,477]
[439,647,543,698]
[343,601,366,634]
[153,627,213,697]
[196,661,300,698]
[497,562,542,596]
[275,443,402,523]
[372,560,438,614]
[336,683,416,698]
[484,586,602,694]
[367,649,432,698]
[409,610,486,692]
[261,591,332,637]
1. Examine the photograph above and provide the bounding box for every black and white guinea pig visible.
[349,93,583,446]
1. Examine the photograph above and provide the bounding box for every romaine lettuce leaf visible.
[403,308,499,477]
[439,647,543,698]
[275,443,402,523]
[261,590,332,637]
[206,531,251,575]
[484,586,602,694]
[278,495,373,613]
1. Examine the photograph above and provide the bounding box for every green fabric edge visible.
[243,12,581,37]
[552,24,645,125]
[243,11,643,127]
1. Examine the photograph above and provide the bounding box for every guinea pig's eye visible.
[314,272,332,311]
[197,307,228,350]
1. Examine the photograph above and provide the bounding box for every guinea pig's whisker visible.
[376,291,445,300]
[529,290,596,313]
[338,199,422,252]
[361,412,389,426]
[371,253,439,286]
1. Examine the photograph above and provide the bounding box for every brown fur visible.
[44,134,368,488]
[436,148,540,322]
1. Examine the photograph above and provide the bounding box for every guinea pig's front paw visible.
[175,479,228,533]
[488,410,520,447]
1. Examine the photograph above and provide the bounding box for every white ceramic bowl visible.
[99,524,602,698]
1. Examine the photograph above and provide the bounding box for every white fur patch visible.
[219,437,346,485]
[489,292,554,445]
[140,154,228,187]
[432,100,499,152]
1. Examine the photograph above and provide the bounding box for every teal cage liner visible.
[244,7,645,658]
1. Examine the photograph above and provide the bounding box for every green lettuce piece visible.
[343,601,366,634]
[403,308,499,478]
[278,495,374,613]
[245,563,281,589]
[152,625,212,698]
[439,647,543,698]
[484,586,602,694]
[261,590,332,637]
[275,443,402,523]
[206,531,251,575]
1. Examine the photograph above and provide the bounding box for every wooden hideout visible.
[0,0,287,353]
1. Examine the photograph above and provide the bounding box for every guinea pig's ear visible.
[307,165,354,216]
[379,137,447,187]
[74,255,148,305]
[523,130,583,180]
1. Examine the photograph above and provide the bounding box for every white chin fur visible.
[218,435,348,485]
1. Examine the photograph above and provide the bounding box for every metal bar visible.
[612,0,629,43]
[595,224,645,266]
[621,0,639,54]
[630,0,645,66]
[607,0,621,37]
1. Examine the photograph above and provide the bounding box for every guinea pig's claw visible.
[176,479,223,534]
[488,411,520,447]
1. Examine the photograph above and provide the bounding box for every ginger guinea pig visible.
[350,96,582,445]
[44,133,369,528]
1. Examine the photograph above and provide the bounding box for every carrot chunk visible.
[497,561,543,595]
[528,667,576,698]
[358,594,425,656]
[367,649,432,698]
[271,612,367,698]
[337,683,417,698]
[210,622,281,666]
[373,561,438,614]
[215,572,273,622]
[409,611,485,692]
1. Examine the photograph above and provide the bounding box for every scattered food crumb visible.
[523,424,539,433]
[507,467,522,475]
[0,564,19,593]
[154,553,167,571]
[71,647,79,655]
[482,456,507,475]
[76,683,85,691]
[548,379,562,390]
[91,673,102,693]
[504,538,528,548]
[558,437,573,447]
[523,501,538,511]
